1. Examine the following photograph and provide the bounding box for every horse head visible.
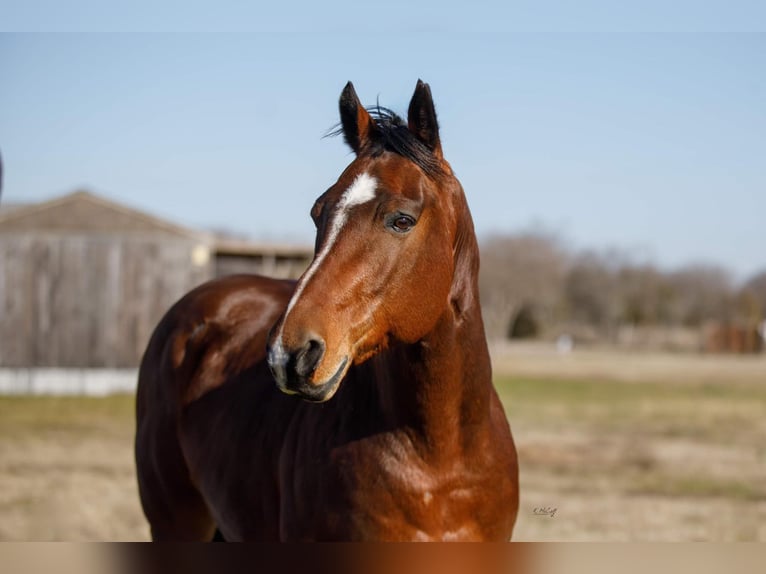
[267,80,476,402]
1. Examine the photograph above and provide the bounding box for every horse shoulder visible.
[147,274,295,407]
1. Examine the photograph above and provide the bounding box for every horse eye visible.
[390,214,416,233]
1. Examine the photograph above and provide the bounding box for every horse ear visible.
[339,82,376,155]
[407,79,442,158]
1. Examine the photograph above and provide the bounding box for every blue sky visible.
[1,27,764,280]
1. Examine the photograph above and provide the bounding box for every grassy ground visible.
[0,346,764,540]
[497,374,766,541]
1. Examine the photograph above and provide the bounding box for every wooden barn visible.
[0,190,312,368]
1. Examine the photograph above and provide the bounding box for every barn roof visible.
[0,189,314,259]
[0,189,205,240]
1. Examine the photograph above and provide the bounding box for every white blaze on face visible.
[269,173,378,376]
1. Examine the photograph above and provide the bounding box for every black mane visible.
[329,106,444,177]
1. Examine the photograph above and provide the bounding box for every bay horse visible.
[135,81,519,541]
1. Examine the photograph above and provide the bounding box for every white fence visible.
[0,369,138,396]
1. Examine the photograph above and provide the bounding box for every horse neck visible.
[375,194,493,456]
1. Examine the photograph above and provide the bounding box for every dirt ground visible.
[0,344,764,541]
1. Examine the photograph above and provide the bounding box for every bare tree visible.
[738,270,766,323]
[562,251,621,337]
[664,264,733,326]
[479,231,567,339]
[616,264,672,325]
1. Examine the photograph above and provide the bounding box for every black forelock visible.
[328,105,444,178]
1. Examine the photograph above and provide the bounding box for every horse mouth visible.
[301,356,350,402]
[275,356,350,403]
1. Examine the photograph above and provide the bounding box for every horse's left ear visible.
[407,79,442,159]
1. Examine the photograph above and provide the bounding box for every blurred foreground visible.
[2,543,763,574]
[0,343,764,541]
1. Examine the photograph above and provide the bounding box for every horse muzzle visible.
[267,337,348,402]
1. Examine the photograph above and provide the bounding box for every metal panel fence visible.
[0,368,138,396]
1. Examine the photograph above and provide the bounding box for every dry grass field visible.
[499,349,766,541]
[1,344,764,541]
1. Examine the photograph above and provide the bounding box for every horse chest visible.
[313,438,500,541]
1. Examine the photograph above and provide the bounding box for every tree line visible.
[478,231,766,347]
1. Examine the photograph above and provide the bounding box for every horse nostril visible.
[295,337,326,379]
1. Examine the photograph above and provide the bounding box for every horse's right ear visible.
[339,82,376,155]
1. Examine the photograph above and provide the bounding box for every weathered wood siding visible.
[214,252,309,280]
[0,233,211,367]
